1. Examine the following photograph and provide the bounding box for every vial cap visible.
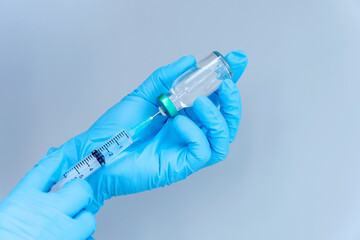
[156,94,178,118]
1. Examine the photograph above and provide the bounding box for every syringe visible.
[52,51,233,191]
[52,111,161,191]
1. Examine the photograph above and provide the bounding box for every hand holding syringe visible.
[54,52,247,204]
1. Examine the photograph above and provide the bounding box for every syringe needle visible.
[150,111,161,119]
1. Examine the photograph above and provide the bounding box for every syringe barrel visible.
[157,51,233,117]
[52,129,133,191]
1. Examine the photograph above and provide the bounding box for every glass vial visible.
[157,51,233,117]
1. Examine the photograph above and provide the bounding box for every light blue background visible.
[1,1,360,239]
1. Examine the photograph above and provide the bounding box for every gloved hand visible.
[0,154,97,239]
[46,51,248,212]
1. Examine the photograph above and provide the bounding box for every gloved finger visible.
[217,79,242,143]
[73,210,97,239]
[50,179,93,217]
[132,55,196,105]
[172,115,211,173]
[193,96,230,164]
[15,151,69,192]
[225,50,248,83]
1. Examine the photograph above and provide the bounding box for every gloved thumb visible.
[225,50,248,83]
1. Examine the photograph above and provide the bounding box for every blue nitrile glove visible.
[0,154,97,239]
[46,51,248,212]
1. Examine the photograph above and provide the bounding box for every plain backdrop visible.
[1,0,360,239]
